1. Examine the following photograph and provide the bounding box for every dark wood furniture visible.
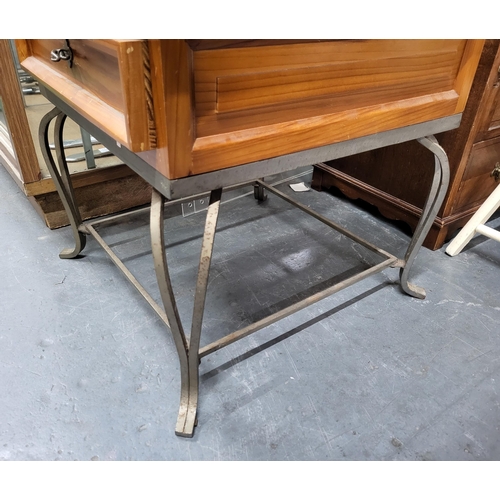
[311,40,500,250]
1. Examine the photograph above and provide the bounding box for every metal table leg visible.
[399,135,450,299]
[79,127,96,169]
[39,107,86,259]
[150,189,190,436]
[151,187,222,438]
[38,103,452,438]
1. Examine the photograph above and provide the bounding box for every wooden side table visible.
[19,39,484,437]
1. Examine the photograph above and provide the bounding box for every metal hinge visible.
[181,196,210,217]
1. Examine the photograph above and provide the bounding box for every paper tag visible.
[289,182,310,192]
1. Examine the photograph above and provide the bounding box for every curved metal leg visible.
[39,107,86,258]
[184,187,222,436]
[399,135,450,298]
[151,188,222,437]
[151,189,190,436]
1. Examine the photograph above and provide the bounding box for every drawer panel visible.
[17,39,156,152]
[190,39,483,177]
[214,53,455,114]
[456,136,500,211]
[30,39,125,112]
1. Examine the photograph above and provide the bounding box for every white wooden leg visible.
[475,224,500,242]
[446,183,500,256]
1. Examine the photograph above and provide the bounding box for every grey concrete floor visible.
[1,162,500,462]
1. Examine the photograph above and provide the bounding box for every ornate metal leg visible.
[39,107,86,258]
[399,135,450,298]
[150,187,222,437]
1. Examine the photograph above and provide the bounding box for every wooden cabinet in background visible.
[312,40,500,250]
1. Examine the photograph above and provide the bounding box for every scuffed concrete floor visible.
[1,162,500,461]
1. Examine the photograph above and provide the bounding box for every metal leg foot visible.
[150,188,222,437]
[39,107,86,259]
[254,180,267,201]
[399,135,450,298]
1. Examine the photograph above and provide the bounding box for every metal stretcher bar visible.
[38,83,451,437]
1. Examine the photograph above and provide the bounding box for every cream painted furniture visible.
[446,183,500,255]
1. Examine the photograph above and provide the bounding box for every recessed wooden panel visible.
[194,39,465,118]
[186,39,481,178]
[30,39,124,112]
[215,50,458,114]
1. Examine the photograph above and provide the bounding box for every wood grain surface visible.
[18,39,485,180]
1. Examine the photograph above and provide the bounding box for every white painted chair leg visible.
[446,183,500,256]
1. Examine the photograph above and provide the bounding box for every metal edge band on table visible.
[38,83,454,437]
[167,116,459,201]
[40,85,460,200]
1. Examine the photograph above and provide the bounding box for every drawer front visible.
[17,39,156,152]
[455,136,500,211]
[30,39,125,112]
